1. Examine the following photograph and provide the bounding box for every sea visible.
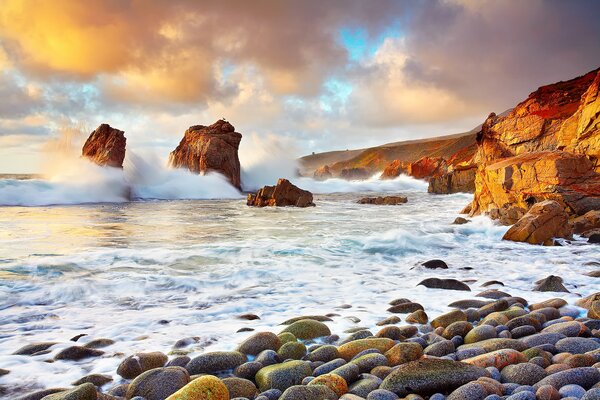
[0,159,598,395]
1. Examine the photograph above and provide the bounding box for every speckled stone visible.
[255,360,312,392]
[533,367,600,390]
[186,351,247,375]
[500,363,547,386]
[379,358,488,396]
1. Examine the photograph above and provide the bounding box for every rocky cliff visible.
[82,124,126,168]
[469,68,600,221]
[169,120,242,190]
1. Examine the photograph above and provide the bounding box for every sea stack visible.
[169,119,242,190]
[82,124,127,168]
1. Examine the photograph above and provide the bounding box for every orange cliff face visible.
[169,120,243,190]
[82,124,126,168]
[469,68,600,222]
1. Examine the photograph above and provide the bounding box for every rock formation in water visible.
[169,120,242,190]
[502,200,572,245]
[468,67,600,223]
[247,178,315,207]
[428,165,477,194]
[82,124,126,168]
[339,167,371,180]
[313,165,332,180]
[357,196,408,205]
[380,160,410,179]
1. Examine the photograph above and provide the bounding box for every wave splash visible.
[0,132,428,206]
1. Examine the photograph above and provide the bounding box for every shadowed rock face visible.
[470,67,600,221]
[82,124,126,168]
[169,120,242,189]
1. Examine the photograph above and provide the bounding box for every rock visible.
[418,278,470,291]
[117,352,168,379]
[278,341,307,360]
[348,378,382,398]
[555,337,600,354]
[279,385,339,400]
[340,167,371,180]
[470,68,600,220]
[559,384,587,398]
[83,338,114,349]
[357,196,407,205]
[247,179,315,207]
[255,360,312,392]
[72,374,113,387]
[376,316,401,326]
[126,366,189,400]
[234,361,263,380]
[423,340,455,357]
[167,356,191,368]
[421,260,448,269]
[462,349,526,369]
[330,363,360,384]
[314,165,333,180]
[384,342,423,366]
[533,367,600,390]
[237,332,282,355]
[442,321,473,339]
[388,302,424,314]
[281,319,331,339]
[39,383,97,400]
[13,342,57,355]
[82,124,126,168]
[186,351,247,375]
[457,338,527,353]
[308,373,348,396]
[0,368,9,376]
[503,200,573,245]
[453,217,469,224]
[169,120,242,189]
[500,363,548,385]
[350,353,389,372]
[446,382,487,400]
[428,166,477,194]
[307,345,340,363]
[54,346,104,361]
[590,233,600,243]
[338,338,395,361]
[376,326,406,340]
[533,275,570,292]
[431,310,467,329]
[464,325,497,344]
[535,385,560,400]
[379,358,488,396]
[380,160,410,179]
[165,375,229,400]
[589,301,600,319]
[367,389,399,400]
[573,210,600,234]
[541,321,582,337]
[406,310,428,324]
[255,349,281,366]
[576,292,600,309]
[222,377,259,399]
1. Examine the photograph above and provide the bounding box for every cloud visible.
[0,0,600,173]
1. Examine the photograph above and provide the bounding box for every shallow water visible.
[0,176,598,395]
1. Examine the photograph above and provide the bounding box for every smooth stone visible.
[72,374,113,387]
[418,278,470,291]
[314,359,347,377]
[126,366,189,400]
[388,303,424,314]
[278,341,307,360]
[501,363,547,385]
[379,358,488,396]
[559,384,587,398]
[222,377,259,399]
[424,340,455,357]
[54,346,104,361]
[280,316,333,325]
[464,325,497,344]
[422,260,448,269]
[350,353,388,373]
[186,351,247,375]
[376,316,401,326]
[447,382,487,400]
[330,363,360,384]
[582,388,600,399]
[165,375,229,400]
[281,320,331,340]
[308,373,348,397]
[367,389,399,400]
[348,378,381,398]
[235,361,264,380]
[237,332,282,355]
[279,385,338,399]
[13,342,57,356]
[556,337,600,354]
[533,367,600,390]
[255,360,312,392]
[338,338,395,361]
[117,352,169,379]
[542,321,582,337]
[255,350,281,366]
[384,342,423,366]
[307,345,340,363]
[38,383,97,400]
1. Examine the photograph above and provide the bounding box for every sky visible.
[0,0,599,173]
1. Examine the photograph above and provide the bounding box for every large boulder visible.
[82,124,126,168]
[470,68,600,220]
[572,210,600,234]
[247,179,315,207]
[502,200,573,245]
[169,119,242,189]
